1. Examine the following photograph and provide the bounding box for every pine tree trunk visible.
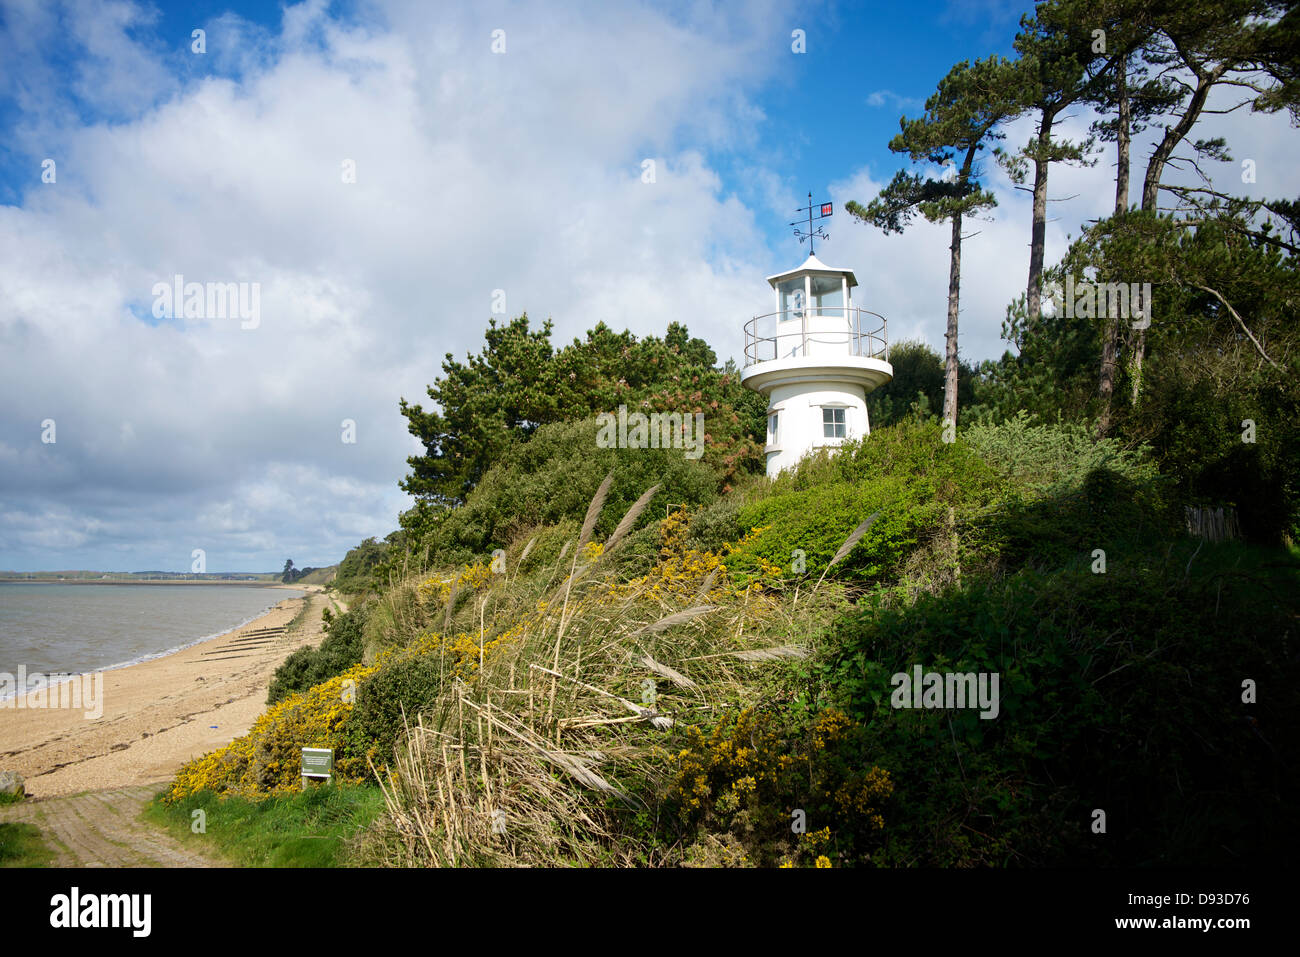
[1097,317,1121,435]
[1098,56,1130,438]
[1141,68,1219,212]
[1129,334,1145,406]
[943,210,962,430]
[1134,66,1221,409]
[1025,112,1054,332]
[1115,56,1130,215]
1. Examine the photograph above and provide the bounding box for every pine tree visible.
[848,56,1021,431]
[998,6,1102,336]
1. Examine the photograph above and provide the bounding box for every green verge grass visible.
[0,821,55,867]
[143,782,385,867]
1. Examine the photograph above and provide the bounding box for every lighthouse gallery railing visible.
[743,306,889,367]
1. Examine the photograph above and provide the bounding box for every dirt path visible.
[0,783,221,867]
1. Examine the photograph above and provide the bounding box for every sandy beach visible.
[0,586,338,798]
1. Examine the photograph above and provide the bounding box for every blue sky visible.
[0,0,1293,572]
[0,1,1031,256]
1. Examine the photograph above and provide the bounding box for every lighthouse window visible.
[822,407,846,438]
[778,278,805,318]
[810,275,843,313]
[768,413,779,443]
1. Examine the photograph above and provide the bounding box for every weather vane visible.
[790,191,832,255]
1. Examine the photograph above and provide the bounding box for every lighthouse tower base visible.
[742,356,891,478]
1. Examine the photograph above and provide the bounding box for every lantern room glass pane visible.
[778,278,805,317]
[810,275,843,313]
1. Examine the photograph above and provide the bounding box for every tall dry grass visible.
[350,483,858,867]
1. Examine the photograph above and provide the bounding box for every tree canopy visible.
[399,316,765,505]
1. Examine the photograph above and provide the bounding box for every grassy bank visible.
[0,822,55,868]
[156,420,1299,867]
[144,783,385,867]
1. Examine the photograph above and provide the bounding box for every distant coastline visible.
[0,579,295,586]
[0,584,317,700]
[0,590,309,703]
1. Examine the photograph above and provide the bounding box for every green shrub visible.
[963,410,1160,495]
[685,491,746,555]
[962,414,1177,569]
[332,537,390,596]
[343,653,446,769]
[779,419,998,491]
[268,605,369,705]
[724,422,1003,583]
[817,546,1300,866]
[1131,365,1300,544]
[984,466,1178,570]
[519,519,580,573]
[728,478,909,582]
[607,523,662,581]
[408,417,721,567]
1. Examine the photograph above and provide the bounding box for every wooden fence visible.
[1184,505,1241,542]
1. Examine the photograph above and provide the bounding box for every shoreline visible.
[0,587,335,798]
[0,585,310,705]
[0,579,304,586]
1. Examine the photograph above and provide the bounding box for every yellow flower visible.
[815,855,832,868]
[802,826,831,846]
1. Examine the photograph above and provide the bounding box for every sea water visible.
[0,583,305,699]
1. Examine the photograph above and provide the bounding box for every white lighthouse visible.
[742,252,893,477]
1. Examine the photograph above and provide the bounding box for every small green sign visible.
[301,747,333,778]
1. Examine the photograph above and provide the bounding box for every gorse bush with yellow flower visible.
[614,507,735,604]
[171,538,607,805]
[417,561,494,606]
[658,706,893,867]
[170,630,516,802]
[168,663,376,801]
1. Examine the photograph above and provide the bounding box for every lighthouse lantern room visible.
[742,226,893,477]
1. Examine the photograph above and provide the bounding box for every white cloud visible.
[865,89,922,112]
[0,0,790,570]
[1,0,1295,571]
